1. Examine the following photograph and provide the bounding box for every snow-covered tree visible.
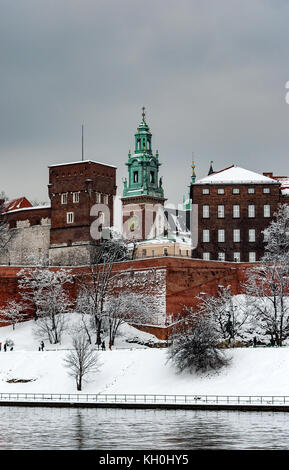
[263,203,289,262]
[103,293,152,346]
[19,267,73,343]
[0,300,27,329]
[243,204,289,346]
[75,238,129,344]
[167,308,230,373]
[64,333,100,391]
[0,192,14,257]
[198,286,249,345]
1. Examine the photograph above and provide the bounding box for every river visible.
[0,406,288,450]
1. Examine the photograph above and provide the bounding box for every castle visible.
[0,108,288,337]
[0,107,287,266]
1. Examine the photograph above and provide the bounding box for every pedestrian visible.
[253,336,257,348]
[109,340,112,351]
[40,341,44,351]
[10,346,13,351]
[4,343,7,352]
[101,340,106,351]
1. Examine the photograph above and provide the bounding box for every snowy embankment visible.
[0,316,289,396]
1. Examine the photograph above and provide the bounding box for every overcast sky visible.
[0,0,288,205]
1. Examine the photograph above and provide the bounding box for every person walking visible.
[40,341,45,351]
[4,342,7,352]
[101,340,106,351]
[109,340,112,351]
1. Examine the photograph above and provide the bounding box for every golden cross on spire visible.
[142,106,146,120]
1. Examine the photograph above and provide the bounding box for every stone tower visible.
[122,107,166,241]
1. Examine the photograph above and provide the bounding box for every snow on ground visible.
[0,316,289,396]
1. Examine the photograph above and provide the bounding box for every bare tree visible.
[167,308,230,373]
[64,334,100,391]
[75,238,129,345]
[103,293,152,346]
[0,192,14,259]
[243,204,289,346]
[198,286,249,345]
[0,300,27,329]
[19,266,73,343]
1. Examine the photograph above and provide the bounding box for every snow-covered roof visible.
[5,204,51,214]
[3,197,32,213]
[195,165,279,185]
[48,160,117,169]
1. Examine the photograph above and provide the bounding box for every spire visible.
[191,153,196,184]
[208,160,214,175]
[122,107,164,199]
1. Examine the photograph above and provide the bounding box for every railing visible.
[0,392,289,407]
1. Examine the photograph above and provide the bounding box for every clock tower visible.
[122,107,166,241]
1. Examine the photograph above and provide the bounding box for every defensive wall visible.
[0,257,252,339]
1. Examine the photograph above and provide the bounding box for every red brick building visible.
[48,160,117,265]
[190,165,283,262]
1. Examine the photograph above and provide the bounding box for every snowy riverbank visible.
[0,317,289,396]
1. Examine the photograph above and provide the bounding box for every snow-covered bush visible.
[167,309,231,373]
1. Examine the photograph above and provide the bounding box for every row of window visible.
[61,192,109,205]
[202,187,271,195]
[202,204,271,218]
[141,248,190,257]
[203,252,256,262]
[202,228,264,243]
[66,211,105,224]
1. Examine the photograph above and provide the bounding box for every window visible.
[73,192,79,203]
[218,229,225,242]
[103,194,108,205]
[232,188,240,194]
[203,252,210,260]
[164,247,168,256]
[218,188,225,194]
[152,249,155,257]
[150,171,155,184]
[142,249,147,257]
[263,188,270,194]
[203,229,210,242]
[249,252,256,262]
[248,188,255,194]
[263,230,269,242]
[233,229,240,242]
[61,193,68,204]
[179,249,182,255]
[202,188,210,194]
[218,252,225,261]
[264,205,270,217]
[67,212,74,224]
[234,252,241,262]
[133,171,139,183]
[218,205,225,218]
[248,205,255,218]
[186,250,189,257]
[233,205,240,218]
[249,229,256,242]
[203,205,210,218]
[96,192,101,203]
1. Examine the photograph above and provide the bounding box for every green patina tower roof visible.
[122,107,164,199]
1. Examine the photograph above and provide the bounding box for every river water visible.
[0,406,288,450]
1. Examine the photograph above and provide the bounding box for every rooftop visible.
[195,165,279,185]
